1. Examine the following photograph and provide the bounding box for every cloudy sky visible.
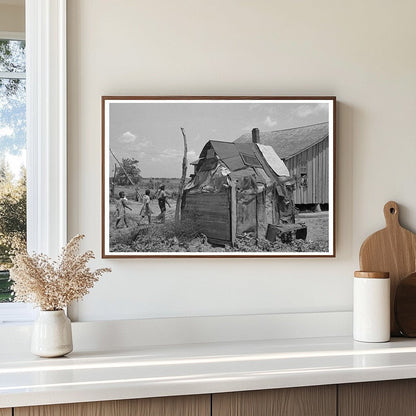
[109,101,329,178]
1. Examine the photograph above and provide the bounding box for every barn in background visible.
[236,122,329,209]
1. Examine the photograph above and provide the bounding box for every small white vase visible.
[31,310,73,358]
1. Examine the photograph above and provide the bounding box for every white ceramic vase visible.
[31,310,73,357]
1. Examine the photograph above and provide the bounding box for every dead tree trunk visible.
[111,164,117,197]
[175,127,188,224]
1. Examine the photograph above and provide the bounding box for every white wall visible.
[67,0,416,322]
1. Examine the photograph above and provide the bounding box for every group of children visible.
[114,185,171,229]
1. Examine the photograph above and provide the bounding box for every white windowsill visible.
[0,31,25,40]
[0,303,36,324]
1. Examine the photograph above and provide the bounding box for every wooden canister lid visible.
[354,271,390,279]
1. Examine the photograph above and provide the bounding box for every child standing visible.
[115,191,132,228]
[138,189,153,225]
[155,184,171,223]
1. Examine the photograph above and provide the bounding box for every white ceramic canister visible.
[353,271,390,343]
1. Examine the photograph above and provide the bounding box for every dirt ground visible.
[298,212,329,242]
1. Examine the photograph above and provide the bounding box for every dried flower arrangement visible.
[10,234,111,311]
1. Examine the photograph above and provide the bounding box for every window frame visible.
[0,31,31,320]
[0,0,67,323]
[26,0,67,257]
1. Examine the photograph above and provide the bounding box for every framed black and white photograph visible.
[102,96,336,258]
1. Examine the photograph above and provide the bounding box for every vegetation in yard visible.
[109,183,329,254]
[110,214,328,254]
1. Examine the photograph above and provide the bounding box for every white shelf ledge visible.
[2,335,416,408]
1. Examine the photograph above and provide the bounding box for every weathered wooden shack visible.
[181,130,297,246]
[236,122,329,208]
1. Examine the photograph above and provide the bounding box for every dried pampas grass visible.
[10,234,111,311]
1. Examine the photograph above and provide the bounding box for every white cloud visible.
[0,126,13,138]
[137,139,151,149]
[160,148,182,159]
[159,148,197,161]
[187,150,197,161]
[118,131,137,143]
[264,116,277,127]
[294,103,328,118]
[3,149,26,180]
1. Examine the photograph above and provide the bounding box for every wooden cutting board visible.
[359,201,416,336]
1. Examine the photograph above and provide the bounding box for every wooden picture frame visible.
[102,96,336,258]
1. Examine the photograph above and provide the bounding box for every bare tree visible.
[175,128,188,224]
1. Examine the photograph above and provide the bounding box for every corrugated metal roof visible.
[210,141,239,160]
[223,155,246,171]
[197,140,289,182]
[234,143,258,156]
[235,122,329,159]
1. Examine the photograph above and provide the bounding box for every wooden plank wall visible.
[236,192,257,235]
[285,136,329,205]
[182,191,232,244]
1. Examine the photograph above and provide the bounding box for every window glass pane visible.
[0,78,26,154]
[0,45,26,303]
[0,40,26,73]
[0,270,12,302]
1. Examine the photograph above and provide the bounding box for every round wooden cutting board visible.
[395,272,416,337]
[359,201,416,336]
